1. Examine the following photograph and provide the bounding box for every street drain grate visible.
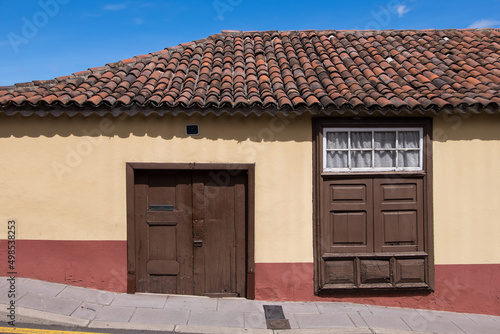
[263,305,291,330]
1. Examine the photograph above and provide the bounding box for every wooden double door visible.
[132,169,247,297]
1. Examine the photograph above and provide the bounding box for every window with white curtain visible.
[323,128,423,172]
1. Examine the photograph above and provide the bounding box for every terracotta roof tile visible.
[1,29,499,115]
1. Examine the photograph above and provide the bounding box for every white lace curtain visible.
[326,131,420,169]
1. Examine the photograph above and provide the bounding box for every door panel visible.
[324,260,355,286]
[134,169,246,297]
[359,259,391,285]
[374,178,424,253]
[323,179,373,254]
[381,211,417,243]
[394,258,426,284]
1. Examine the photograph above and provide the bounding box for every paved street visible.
[1,277,499,334]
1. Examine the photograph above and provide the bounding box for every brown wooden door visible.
[134,169,247,297]
[320,176,428,290]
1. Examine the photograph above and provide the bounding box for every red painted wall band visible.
[0,240,127,293]
[254,262,500,316]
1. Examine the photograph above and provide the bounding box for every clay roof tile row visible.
[0,28,499,116]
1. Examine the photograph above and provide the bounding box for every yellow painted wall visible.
[1,112,499,265]
[0,113,313,263]
[433,113,500,265]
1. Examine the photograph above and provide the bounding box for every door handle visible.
[193,219,204,247]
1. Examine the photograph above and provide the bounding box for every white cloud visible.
[103,3,128,11]
[396,5,410,18]
[468,19,500,29]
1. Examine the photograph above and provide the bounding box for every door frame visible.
[126,162,255,299]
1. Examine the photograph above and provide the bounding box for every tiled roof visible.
[0,29,499,116]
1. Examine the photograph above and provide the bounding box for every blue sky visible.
[0,0,499,86]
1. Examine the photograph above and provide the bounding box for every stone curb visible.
[0,305,89,327]
[371,330,436,334]
[89,320,175,332]
[173,325,272,333]
[274,329,373,334]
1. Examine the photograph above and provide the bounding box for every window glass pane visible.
[398,151,420,167]
[326,132,348,149]
[374,151,396,167]
[350,132,372,149]
[323,127,423,172]
[398,131,420,148]
[327,151,347,168]
[351,151,372,168]
[374,132,396,148]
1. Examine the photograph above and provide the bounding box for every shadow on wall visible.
[0,112,313,143]
[2,111,499,142]
[432,112,500,142]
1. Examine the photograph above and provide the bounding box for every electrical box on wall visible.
[186,124,199,136]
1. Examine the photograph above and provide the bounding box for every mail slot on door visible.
[146,260,180,275]
[149,205,174,211]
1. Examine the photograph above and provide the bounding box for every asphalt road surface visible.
[0,323,192,334]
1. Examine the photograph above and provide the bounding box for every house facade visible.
[1,29,499,315]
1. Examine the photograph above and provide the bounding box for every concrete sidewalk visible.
[1,277,499,334]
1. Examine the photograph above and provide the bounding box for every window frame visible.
[323,127,424,172]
